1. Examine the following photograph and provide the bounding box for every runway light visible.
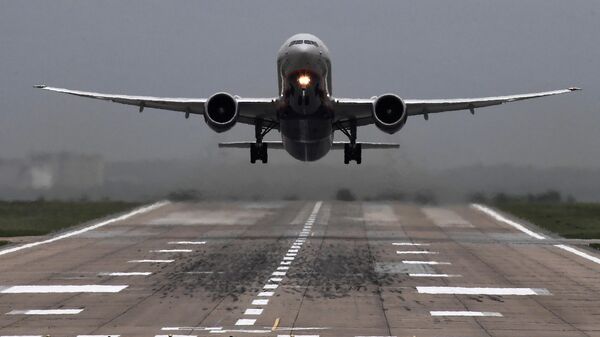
[297,74,311,88]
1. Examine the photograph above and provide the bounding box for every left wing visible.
[35,85,278,125]
[333,87,581,127]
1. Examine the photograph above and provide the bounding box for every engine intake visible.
[373,94,407,134]
[204,92,238,132]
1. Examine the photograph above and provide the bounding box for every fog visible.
[1,1,599,201]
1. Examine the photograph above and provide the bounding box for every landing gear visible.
[337,121,361,164]
[250,143,268,163]
[344,143,362,164]
[250,120,277,164]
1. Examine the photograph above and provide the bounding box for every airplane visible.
[36,33,580,164]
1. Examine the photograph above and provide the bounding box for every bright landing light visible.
[297,74,311,88]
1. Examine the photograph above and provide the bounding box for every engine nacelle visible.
[204,92,238,133]
[372,94,408,134]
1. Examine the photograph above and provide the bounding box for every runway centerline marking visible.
[417,286,551,295]
[235,319,256,326]
[402,260,451,265]
[252,299,269,305]
[244,308,263,315]
[6,309,83,315]
[396,250,438,254]
[150,249,192,253]
[0,201,170,257]
[393,242,429,246]
[409,273,461,278]
[430,311,502,317]
[471,204,546,240]
[99,272,152,276]
[168,241,206,245]
[0,285,128,293]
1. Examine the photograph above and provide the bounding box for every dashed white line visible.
[0,201,169,257]
[269,277,283,282]
[417,286,551,296]
[7,309,83,315]
[409,273,461,278]
[277,266,289,271]
[235,319,256,326]
[555,244,600,265]
[168,241,206,245]
[252,299,269,305]
[263,284,278,289]
[258,291,274,297]
[99,272,152,276]
[0,285,127,293]
[150,249,192,253]
[393,242,429,246]
[272,271,286,276]
[128,259,174,263]
[280,261,292,265]
[244,308,263,315]
[430,311,502,317]
[402,261,451,265]
[471,204,546,240]
[283,256,295,261]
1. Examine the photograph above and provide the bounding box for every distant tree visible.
[468,192,487,203]
[414,191,437,205]
[492,192,509,204]
[335,188,356,201]
[167,189,201,201]
[536,190,562,203]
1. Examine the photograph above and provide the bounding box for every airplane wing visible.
[34,85,278,125]
[333,87,581,127]
[219,141,399,149]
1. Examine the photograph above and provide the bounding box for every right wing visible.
[332,87,581,127]
[35,85,278,125]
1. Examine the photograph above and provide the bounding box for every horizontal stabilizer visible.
[219,141,399,150]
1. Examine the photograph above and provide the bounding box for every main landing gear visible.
[250,120,277,164]
[337,121,361,164]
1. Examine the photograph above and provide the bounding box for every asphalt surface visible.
[1,200,600,337]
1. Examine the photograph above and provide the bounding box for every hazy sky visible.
[1,0,598,169]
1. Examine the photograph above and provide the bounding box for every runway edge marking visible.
[0,200,170,257]
[473,203,600,267]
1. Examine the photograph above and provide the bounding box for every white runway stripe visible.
[128,259,173,263]
[0,201,169,257]
[417,286,551,296]
[244,308,263,315]
[263,284,278,289]
[430,311,502,317]
[252,299,269,305]
[258,291,274,297]
[402,261,450,265]
[99,272,152,276]
[409,273,461,278]
[235,319,256,326]
[393,242,429,246]
[150,249,192,253]
[168,241,206,245]
[396,251,438,254]
[0,285,127,293]
[555,244,600,265]
[471,204,546,240]
[7,309,83,315]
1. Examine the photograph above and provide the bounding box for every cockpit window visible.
[304,40,319,47]
[288,40,303,47]
[288,40,319,47]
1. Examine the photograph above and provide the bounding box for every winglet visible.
[33,84,47,89]
[568,87,582,91]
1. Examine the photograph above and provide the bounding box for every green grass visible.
[0,201,140,237]
[0,240,9,247]
[590,243,600,251]
[495,202,600,239]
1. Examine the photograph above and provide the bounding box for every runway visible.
[1,200,600,337]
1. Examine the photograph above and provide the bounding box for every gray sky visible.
[1,0,599,169]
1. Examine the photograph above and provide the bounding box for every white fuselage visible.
[276,33,334,161]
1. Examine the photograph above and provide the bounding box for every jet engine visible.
[372,94,407,134]
[204,92,238,132]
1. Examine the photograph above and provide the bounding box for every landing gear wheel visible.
[250,143,268,164]
[343,143,361,164]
